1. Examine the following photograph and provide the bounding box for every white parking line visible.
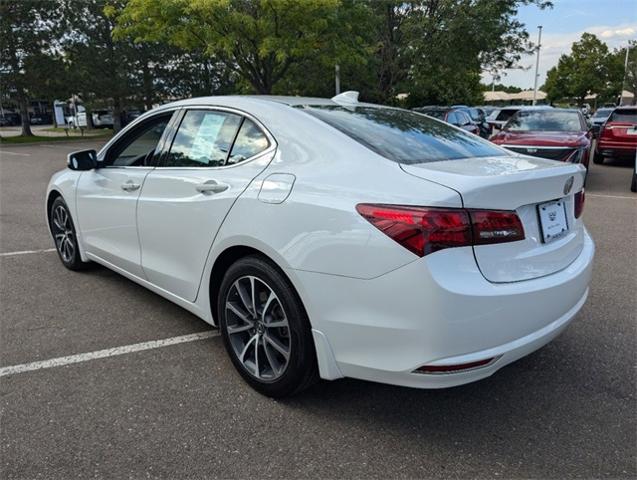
[0,150,31,157]
[0,248,56,257]
[587,193,637,200]
[0,331,220,377]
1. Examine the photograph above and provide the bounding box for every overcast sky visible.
[482,0,637,89]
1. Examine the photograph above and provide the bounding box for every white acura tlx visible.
[47,92,594,397]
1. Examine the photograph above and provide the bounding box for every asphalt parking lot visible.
[1,140,635,479]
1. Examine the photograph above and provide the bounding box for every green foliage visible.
[544,33,623,104]
[114,0,369,94]
[0,0,65,135]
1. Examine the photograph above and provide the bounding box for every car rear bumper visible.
[597,140,637,157]
[293,229,594,388]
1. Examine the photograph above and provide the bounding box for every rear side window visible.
[300,106,506,164]
[165,110,242,167]
[610,109,637,123]
[227,119,270,165]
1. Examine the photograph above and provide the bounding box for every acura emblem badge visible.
[563,176,574,195]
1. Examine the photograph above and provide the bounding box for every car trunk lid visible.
[401,155,586,283]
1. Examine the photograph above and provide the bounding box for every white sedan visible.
[47,92,594,397]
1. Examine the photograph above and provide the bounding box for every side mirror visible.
[67,149,97,171]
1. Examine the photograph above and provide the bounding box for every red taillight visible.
[470,210,525,244]
[355,204,471,257]
[356,204,525,257]
[574,189,585,218]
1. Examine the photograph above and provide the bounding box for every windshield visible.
[505,110,583,132]
[609,109,637,123]
[300,105,507,164]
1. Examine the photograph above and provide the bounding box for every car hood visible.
[493,131,587,147]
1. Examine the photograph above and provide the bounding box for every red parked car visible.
[594,106,637,166]
[490,109,592,168]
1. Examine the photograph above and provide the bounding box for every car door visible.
[137,108,276,301]
[75,111,176,277]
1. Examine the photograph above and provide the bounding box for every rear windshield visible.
[505,110,584,132]
[609,109,637,123]
[495,109,519,122]
[300,105,507,164]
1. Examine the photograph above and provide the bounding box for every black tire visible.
[217,255,318,397]
[593,150,605,164]
[631,168,637,193]
[49,196,90,271]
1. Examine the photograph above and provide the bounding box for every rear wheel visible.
[593,150,605,164]
[631,166,637,192]
[218,255,318,397]
[49,197,90,270]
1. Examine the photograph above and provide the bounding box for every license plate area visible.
[537,199,569,243]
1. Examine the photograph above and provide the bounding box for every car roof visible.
[165,94,381,110]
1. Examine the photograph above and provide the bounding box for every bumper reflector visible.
[414,357,498,374]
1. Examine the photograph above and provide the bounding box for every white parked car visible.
[92,109,114,128]
[47,93,594,397]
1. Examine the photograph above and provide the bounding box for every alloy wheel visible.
[225,275,291,381]
[51,205,75,263]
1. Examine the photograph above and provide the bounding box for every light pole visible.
[620,44,631,105]
[532,25,543,105]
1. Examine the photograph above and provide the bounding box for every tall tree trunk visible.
[19,96,33,137]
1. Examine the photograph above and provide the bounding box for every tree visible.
[544,33,622,104]
[113,0,369,95]
[403,0,551,107]
[0,0,63,136]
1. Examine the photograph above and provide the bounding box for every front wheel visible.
[593,150,605,164]
[218,255,318,397]
[631,167,637,192]
[49,197,90,270]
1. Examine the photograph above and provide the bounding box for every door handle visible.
[121,180,141,192]
[196,180,229,194]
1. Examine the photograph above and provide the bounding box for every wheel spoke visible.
[261,291,276,322]
[53,217,64,231]
[249,276,256,316]
[264,333,290,360]
[236,280,254,316]
[227,301,251,323]
[226,323,253,335]
[263,340,280,376]
[239,334,257,363]
[265,319,288,329]
[254,334,260,378]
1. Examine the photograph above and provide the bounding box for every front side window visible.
[227,119,270,165]
[105,114,172,167]
[165,110,242,167]
[300,105,507,164]
[505,110,585,132]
